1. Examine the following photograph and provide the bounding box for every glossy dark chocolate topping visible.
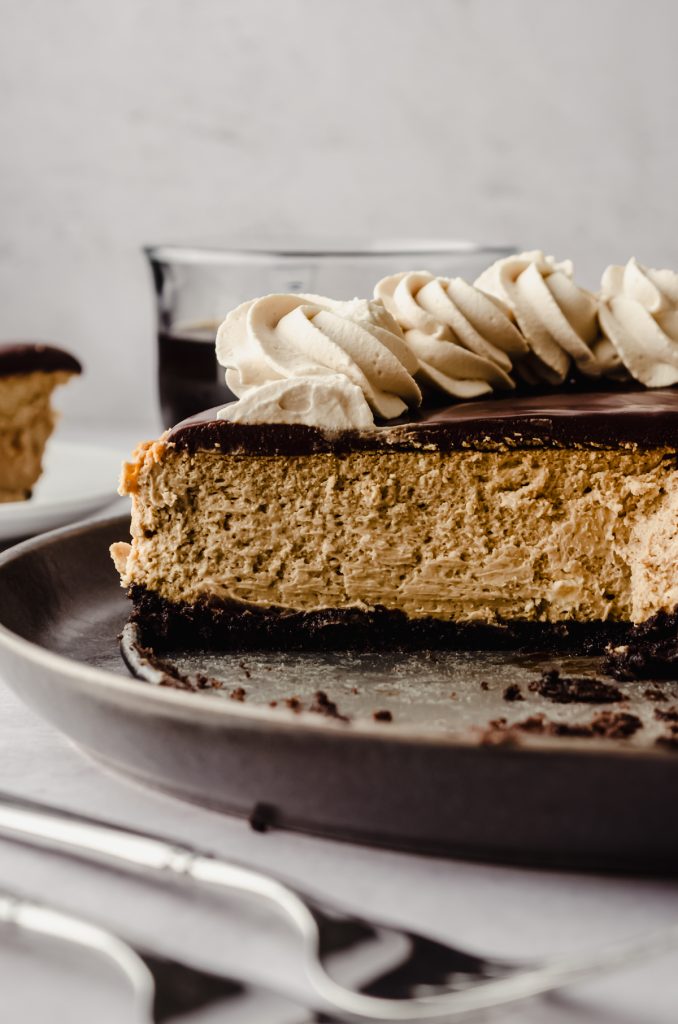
[167,388,678,454]
[0,343,82,378]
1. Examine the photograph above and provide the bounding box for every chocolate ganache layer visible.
[0,343,82,378]
[167,389,678,455]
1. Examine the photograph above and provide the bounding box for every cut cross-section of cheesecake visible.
[111,390,678,652]
[111,256,678,661]
[0,343,82,502]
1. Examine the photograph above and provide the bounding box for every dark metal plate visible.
[1,515,677,872]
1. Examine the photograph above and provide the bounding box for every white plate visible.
[0,440,123,542]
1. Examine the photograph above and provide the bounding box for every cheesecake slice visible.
[111,389,678,652]
[0,343,82,502]
[112,256,678,658]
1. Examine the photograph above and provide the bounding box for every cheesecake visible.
[0,343,82,502]
[111,253,678,657]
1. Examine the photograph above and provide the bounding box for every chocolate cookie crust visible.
[129,584,636,653]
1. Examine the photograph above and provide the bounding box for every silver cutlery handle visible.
[1,794,677,1022]
[0,889,155,1023]
[0,798,335,994]
[0,796,320,937]
[0,799,199,872]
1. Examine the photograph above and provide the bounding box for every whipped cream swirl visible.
[375,271,528,399]
[475,250,610,384]
[217,374,374,430]
[599,258,678,387]
[216,293,421,426]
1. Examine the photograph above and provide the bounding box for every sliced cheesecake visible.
[0,343,82,502]
[112,254,678,660]
[111,389,678,651]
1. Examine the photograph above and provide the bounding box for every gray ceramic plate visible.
[1,514,678,872]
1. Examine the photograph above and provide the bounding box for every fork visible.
[0,791,677,1022]
[0,886,312,1023]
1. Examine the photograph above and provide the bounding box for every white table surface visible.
[0,421,677,1022]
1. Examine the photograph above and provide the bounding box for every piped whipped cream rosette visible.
[216,293,421,428]
[475,250,614,384]
[217,374,374,429]
[598,258,678,387]
[374,271,528,399]
[211,253,678,432]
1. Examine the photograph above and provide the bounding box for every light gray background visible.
[1,0,677,425]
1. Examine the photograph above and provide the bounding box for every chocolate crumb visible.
[193,671,223,690]
[513,714,547,733]
[269,700,278,708]
[603,609,678,680]
[373,709,393,722]
[351,686,359,695]
[530,669,622,704]
[167,673,214,691]
[480,681,490,691]
[643,687,669,702]
[449,691,457,700]
[284,696,302,712]
[238,660,252,679]
[504,714,593,738]
[547,721,594,737]
[503,683,524,702]
[478,709,642,744]
[249,802,276,833]
[308,690,350,723]
[590,710,643,739]
[229,686,247,702]
[129,636,224,692]
[654,706,678,723]
[479,716,537,743]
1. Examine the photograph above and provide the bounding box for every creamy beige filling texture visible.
[0,371,69,502]
[111,441,678,625]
